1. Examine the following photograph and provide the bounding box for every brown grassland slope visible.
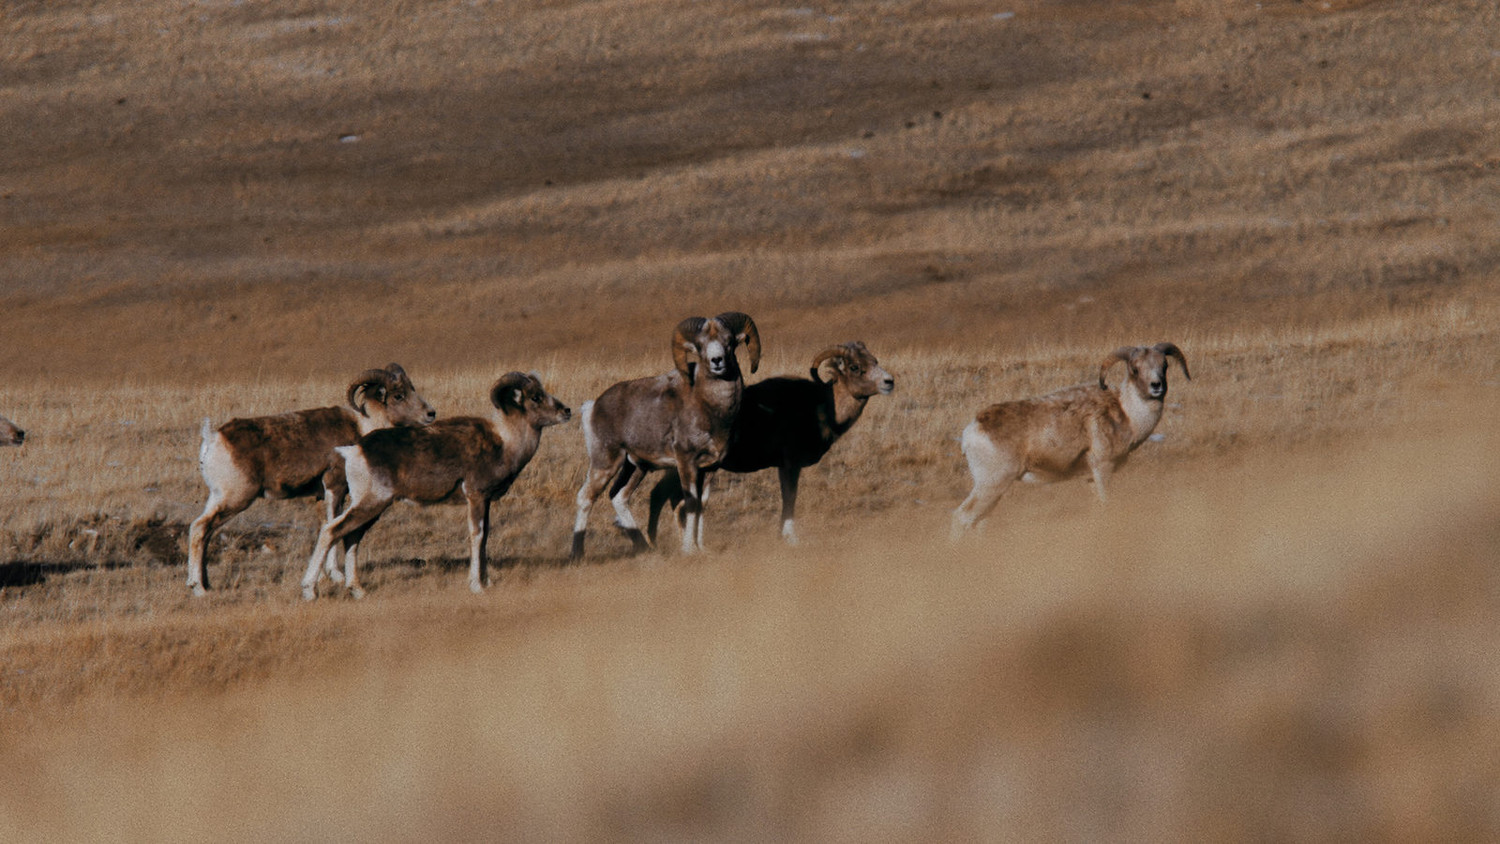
[2,0,1499,839]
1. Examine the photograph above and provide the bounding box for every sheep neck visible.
[829,382,869,438]
[491,409,542,468]
[354,407,391,436]
[694,373,743,420]
[1118,380,1164,448]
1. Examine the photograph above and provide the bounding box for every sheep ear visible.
[490,372,530,411]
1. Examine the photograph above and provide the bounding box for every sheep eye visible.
[850,366,863,375]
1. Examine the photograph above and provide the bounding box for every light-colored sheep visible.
[951,343,1190,537]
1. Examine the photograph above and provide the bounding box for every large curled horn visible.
[809,344,850,383]
[383,362,412,387]
[347,368,396,416]
[714,311,760,374]
[1153,342,1191,380]
[1097,347,1135,390]
[489,371,533,411]
[672,317,708,384]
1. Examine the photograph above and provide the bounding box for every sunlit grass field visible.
[3,0,1500,838]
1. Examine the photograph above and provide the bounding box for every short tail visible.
[198,417,217,467]
[959,420,979,460]
[336,445,369,501]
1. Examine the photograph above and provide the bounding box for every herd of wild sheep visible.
[0,313,1189,599]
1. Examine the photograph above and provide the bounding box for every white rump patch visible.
[338,445,389,504]
[199,433,241,493]
[960,421,1006,485]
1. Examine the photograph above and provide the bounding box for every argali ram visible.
[571,312,760,559]
[186,363,436,596]
[645,341,894,546]
[951,343,1190,538]
[302,372,571,600]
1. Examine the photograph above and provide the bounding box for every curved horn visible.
[1097,347,1135,390]
[1153,342,1191,381]
[347,368,395,416]
[809,345,849,383]
[383,362,412,387]
[490,371,533,411]
[672,317,708,384]
[714,311,760,374]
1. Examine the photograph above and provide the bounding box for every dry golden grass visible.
[2,0,1500,839]
[3,413,1499,841]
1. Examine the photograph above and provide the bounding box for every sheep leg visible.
[608,461,651,554]
[951,426,1019,539]
[951,475,1016,539]
[319,488,346,585]
[303,498,389,601]
[467,495,491,593]
[696,471,713,549]
[185,491,254,596]
[1085,421,1113,503]
[572,452,626,560]
[777,464,802,545]
[678,461,705,555]
[338,522,372,600]
[1087,452,1112,503]
[646,471,684,547]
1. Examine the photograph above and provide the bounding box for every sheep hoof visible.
[348,586,366,600]
[622,528,650,554]
[189,582,207,598]
[469,579,485,594]
[301,584,318,602]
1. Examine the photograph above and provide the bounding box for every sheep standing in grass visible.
[951,343,1190,538]
[187,363,436,596]
[570,313,760,559]
[643,341,894,546]
[301,372,571,600]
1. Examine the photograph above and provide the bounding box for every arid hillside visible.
[1,0,1499,840]
[3,0,1497,378]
